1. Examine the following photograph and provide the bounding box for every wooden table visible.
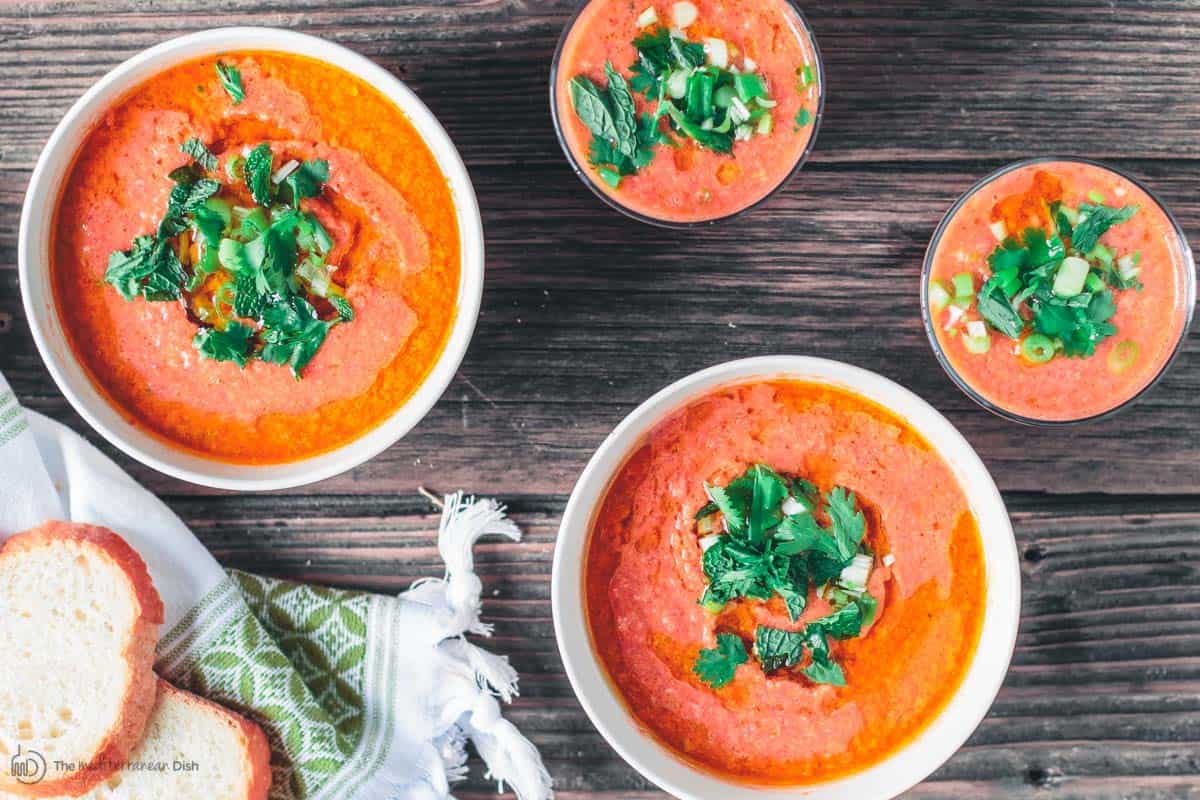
[3,2,1199,797]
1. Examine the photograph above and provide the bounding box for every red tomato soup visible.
[554,0,821,223]
[584,380,986,784]
[927,160,1193,422]
[51,52,460,463]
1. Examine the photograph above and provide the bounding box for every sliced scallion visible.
[1020,334,1055,364]
[951,272,974,298]
[929,280,952,312]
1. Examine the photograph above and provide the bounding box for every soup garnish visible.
[567,2,808,190]
[214,60,244,105]
[103,131,353,379]
[691,463,881,688]
[930,170,1143,362]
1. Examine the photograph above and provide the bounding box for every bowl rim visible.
[548,0,826,229]
[18,26,485,491]
[551,355,1021,800]
[920,155,1197,427]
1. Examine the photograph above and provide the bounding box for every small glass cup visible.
[921,156,1196,426]
[549,0,826,229]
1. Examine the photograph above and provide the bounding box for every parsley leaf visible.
[194,322,254,367]
[1071,203,1139,253]
[259,295,335,379]
[748,464,789,546]
[244,143,274,206]
[215,61,245,105]
[693,633,748,689]
[754,626,805,672]
[179,137,218,172]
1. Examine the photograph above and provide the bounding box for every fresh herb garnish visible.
[215,61,245,105]
[102,138,351,378]
[930,176,1142,363]
[180,137,218,172]
[693,632,748,689]
[568,19,804,188]
[692,464,881,687]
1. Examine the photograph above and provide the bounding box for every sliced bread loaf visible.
[0,522,163,797]
[0,680,272,800]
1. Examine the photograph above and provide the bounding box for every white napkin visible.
[0,372,552,800]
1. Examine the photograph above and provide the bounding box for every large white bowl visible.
[18,27,484,491]
[552,356,1021,800]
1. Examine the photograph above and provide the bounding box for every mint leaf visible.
[180,137,218,172]
[603,62,638,161]
[194,322,254,367]
[570,76,620,146]
[216,61,245,105]
[976,276,1025,339]
[825,487,865,563]
[244,143,274,206]
[693,633,747,688]
[754,626,805,672]
[330,293,354,323]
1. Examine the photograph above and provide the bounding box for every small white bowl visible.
[18,28,484,491]
[552,355,1021,800]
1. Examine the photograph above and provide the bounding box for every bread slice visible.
[0,680,272,800]
[0,522,163,797]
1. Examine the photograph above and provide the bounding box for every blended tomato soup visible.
[927,160,1192,422]
[585,380,986,784]
[554,0,821,223]
[51,52,460,463]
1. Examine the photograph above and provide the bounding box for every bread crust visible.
[0,521,164,798]
[155,681,273,800]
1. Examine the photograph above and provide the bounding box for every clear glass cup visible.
[921,156,1196,426]
[549,0,826,228]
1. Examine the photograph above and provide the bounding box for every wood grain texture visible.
[1,0,1198,797]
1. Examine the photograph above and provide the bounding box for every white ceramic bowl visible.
[18,27,485,491]
[552,355,1021,800]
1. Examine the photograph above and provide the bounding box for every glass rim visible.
[548,0,826,229]
[921,155,1198,427]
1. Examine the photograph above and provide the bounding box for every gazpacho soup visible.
[51,52,460,463]
[553,0,822,223]
[926,159,1193,422]
[584,379,987,784]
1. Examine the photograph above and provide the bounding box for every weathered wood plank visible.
[5,160,1200,497]
[150,494,1200,795]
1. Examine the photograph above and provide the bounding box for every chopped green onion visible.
[1107,340,1140,374]
[1021,334,1055,364]
[929,280,952,312]
[1085,272,1106,293]
[597,166,622,189]
[837,553,873,593]
[1059,205,1081,225]
[1117,253,1141,283]
[686,71,715,120]
[667,69,690,100]
[797,64,814,88]
[700,597,725,614]
[714,85,736,109]
[1087,189,1106,204]
[756,113,774,135]
[963,333,992,354]
[733,72,768,103]
[1088,243,1113,269]
[951,272,974,298]
[950,295,973,310]
[218,238,251,274]
[1053,256,1090,297]
[203,196,232,229]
